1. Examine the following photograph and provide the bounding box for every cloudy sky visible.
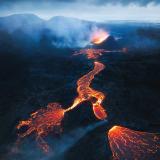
[0,0,160,21]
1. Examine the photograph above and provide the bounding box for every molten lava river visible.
[16,29,160,160]
[16,49,107,153]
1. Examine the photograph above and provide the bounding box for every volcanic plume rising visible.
[108,126,160,160]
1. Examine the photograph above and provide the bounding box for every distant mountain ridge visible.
[0,14,99,49]
[0,14,159,50]
[0,14,44,32]
[0,14,93,33]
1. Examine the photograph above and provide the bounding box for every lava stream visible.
[65,61,107,120]
[74,48,127,60]
[108,126,160,160]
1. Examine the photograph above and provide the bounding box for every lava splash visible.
[65,61,107,120]
[108,126,160,160]
[17,103,65,153]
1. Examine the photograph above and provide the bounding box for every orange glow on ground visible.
[17,103,65,153]
[17,32,128,153]
[74,48,127,60]
[65,61,107,120]
[108,126,119,133]
[91,29,109,44]
[17,61,107,153]
[74,49,105,59]
[15,27,157,159]
[108,126,160,160]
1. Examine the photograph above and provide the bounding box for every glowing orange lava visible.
[17,103,65,153]
[91,29,109,44]
[16,27,159,159]
[74,49,106,59]
[108,126,160,160]
[65,61,107,120]
[17,61,107,153]
[16,31,114,153]
[74,48,127,60]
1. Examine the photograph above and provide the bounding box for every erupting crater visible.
[91,29,110,44]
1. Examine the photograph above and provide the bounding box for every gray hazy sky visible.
[0,0,160,21]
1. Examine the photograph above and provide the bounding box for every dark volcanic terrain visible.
[0,14,160,160]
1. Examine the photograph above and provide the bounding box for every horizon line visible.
[0,13,160,24]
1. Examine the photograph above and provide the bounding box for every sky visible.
[0,0,160,22]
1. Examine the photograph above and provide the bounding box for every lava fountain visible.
[108,126,160,160]
[91,29,110,44]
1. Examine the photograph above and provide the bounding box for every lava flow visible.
[108,126,160,160]
[16,61,107,153]
[17,103,65,153]
[16,29,109,153]
[65,61,107,120]
[74,48,127,60]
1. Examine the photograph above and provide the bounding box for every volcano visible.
[94,35,120,49]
